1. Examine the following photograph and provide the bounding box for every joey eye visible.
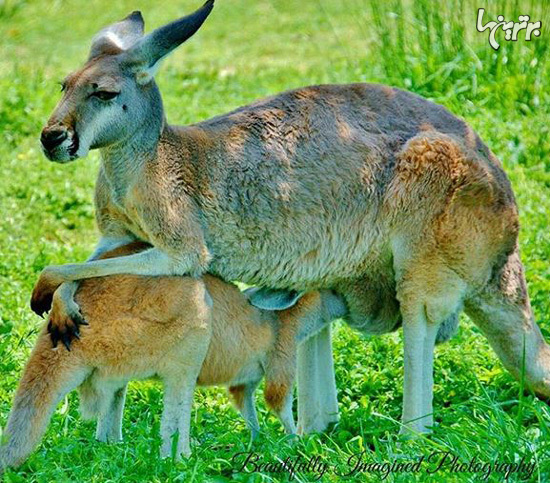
[91,91,119,101]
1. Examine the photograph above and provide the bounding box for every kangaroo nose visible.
[41,127,68,151]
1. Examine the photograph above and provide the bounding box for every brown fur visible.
[227,384,247,411]
[2,245,337,470]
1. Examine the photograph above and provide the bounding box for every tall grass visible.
[365,0,550,116]
[0,0,25,20]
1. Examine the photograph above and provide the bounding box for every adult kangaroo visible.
[32,0,550,435]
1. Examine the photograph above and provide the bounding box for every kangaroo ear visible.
[89,11,145,60]
[124,0,214,84]
[244,287,304,311]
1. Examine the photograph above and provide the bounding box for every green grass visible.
[1,0,550,481]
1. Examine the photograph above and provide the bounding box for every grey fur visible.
[89,11,145,60]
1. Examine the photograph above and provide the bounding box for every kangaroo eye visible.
[91,91,119,101]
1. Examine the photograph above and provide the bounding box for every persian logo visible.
[476,8,542,50]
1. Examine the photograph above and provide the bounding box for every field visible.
[1,0,550,481]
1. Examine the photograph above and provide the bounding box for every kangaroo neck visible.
[99,114,164,202]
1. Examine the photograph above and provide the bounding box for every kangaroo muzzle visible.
[40,124,79,163]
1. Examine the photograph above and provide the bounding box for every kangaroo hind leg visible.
[397,260,467,436]
[228,381,261,439]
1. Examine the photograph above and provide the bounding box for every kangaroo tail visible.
[465,245,550,401]
[0,328,88,472]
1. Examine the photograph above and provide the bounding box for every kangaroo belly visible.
[205,209,384,290]
[334,267,402,335]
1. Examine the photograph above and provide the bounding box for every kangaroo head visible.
[40,1,214,163]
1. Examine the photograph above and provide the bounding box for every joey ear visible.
[244,287,304,311]
[123,0,214,84]
[89,11,145,60]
